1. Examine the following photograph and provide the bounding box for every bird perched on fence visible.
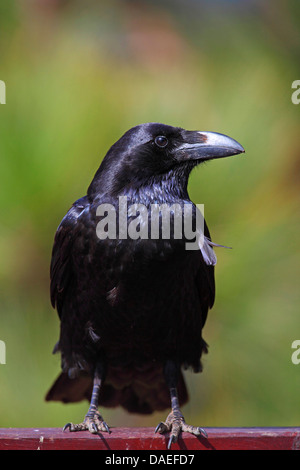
[46,122,244,448]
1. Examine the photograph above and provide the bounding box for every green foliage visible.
[0,0,299,428]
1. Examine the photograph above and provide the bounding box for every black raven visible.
[46,123,244,448]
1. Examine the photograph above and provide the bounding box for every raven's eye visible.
[154,136,168,148]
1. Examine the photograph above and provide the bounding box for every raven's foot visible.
[63,411,111,434]
[155,410,207,449]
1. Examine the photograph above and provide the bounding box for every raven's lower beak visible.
[174,131,245,162]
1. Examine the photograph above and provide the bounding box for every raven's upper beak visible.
[174,131,245,162]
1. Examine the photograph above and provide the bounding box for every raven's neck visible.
[126,175,189,205]
[89,162,197,205]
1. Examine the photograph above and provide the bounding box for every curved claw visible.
[198,427,208,438]
[103,422,111,434]
[168,434,176,450]
[155,422,169,434]
[91,422,98,434]
[63,423,72,432]
[155,422,164,434]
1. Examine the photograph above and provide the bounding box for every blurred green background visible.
[0,0,299,429]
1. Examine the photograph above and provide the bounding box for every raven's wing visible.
[50,196,88,317]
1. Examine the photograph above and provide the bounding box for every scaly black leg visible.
[155,360,207,449]
[63,363,111,434]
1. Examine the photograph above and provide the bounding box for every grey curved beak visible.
[175,131,245,162]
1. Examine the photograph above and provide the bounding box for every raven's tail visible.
[45,368,188,415]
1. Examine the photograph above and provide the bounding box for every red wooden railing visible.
[0,427,299,450]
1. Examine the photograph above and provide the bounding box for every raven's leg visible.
[63,363,110,434]
[155,360,207,449]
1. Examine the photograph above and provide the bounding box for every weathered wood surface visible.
[0,427,299,450]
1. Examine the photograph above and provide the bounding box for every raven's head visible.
[88,123,244,199]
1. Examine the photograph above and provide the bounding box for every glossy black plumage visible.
[46,123,244,440]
